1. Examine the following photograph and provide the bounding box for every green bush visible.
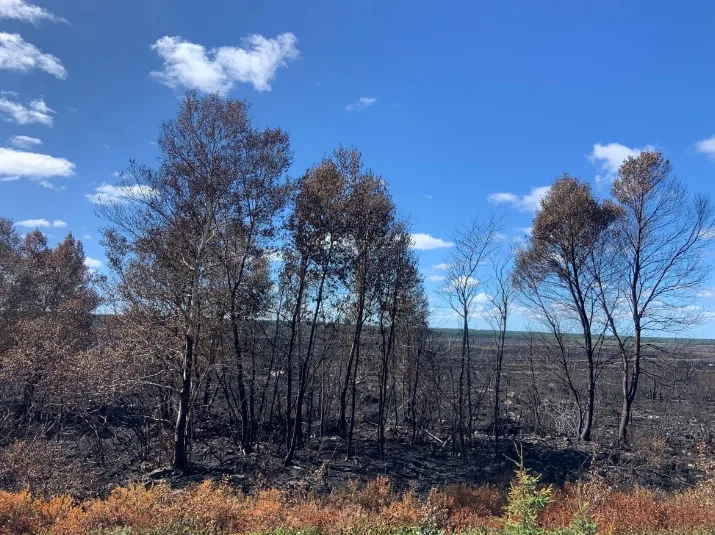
[504,448,553,535]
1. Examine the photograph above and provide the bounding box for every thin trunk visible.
[285,257,329,466]
[173,332,193,472]
[284,261,308,449]
[493,309,507,444]
[231,317,252,453]
[339,275,367,437]
[619,323,641,444]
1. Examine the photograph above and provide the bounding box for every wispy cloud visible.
[698,288,715,299]
[695,136,715,160]
[427,274,446,283]
[0,95,54,126]
[14,218,66,228]
[345,96,376,112]
[432,262,450,271]
[409,233,454,251]
[0,32,67,78]
[85,183,156,204]
[0,0,67,24]
[0,147,74,187]
[8,134,42,148]
[588,142,656,184]
[487,186,550,213]
[150,33,299,94]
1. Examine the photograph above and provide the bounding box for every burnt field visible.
[3,325,715,498]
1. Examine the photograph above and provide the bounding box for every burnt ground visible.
[3,334,715,498]
[132,429,704,498]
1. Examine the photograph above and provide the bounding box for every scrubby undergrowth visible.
[5,458,715,535]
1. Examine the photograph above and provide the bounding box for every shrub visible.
[504,448,552,535]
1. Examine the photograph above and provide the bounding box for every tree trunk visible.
[231,317,252,453]
[618,326,641,445]
[285,257,329,466]
[284,261,308,449]
[493,310,506,444]
[339,278,366,437]
[174,332,194,472]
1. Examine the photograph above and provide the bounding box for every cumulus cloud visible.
[487,186,550,213]
[0,0,67,24]
[150,33,299,94]
[0,33,67,78]
[9,134,42,148]
[84,256,103,269]
[51,219,66,228]
[0,147,74,187]
[473,291,491,304]
[345,96,377,112]
[0,96,54,126]
[695,136,715,160]
[409,233,454,250]
[85,183,156,204]
[588,142,656,184]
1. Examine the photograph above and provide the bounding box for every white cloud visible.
[150,33,299,94]
[82,233,92,240]
[14,218,66,228]
[0,0,67,24]
[449,276,480,288]
[474,291,491,304]
[85,183,156,204]
[15,218,49,228]
[9,134,42,148]
[409,233,454,250]
[432,262,450,271]
[487,186,550,213]
[588,142,656,184]
[267,250,284,263]
[0,96,54,125]
[345,96,377,112]
[698,288,715,299]
[84,256,103,269]
[0,147,74,187]
[0,33,67,78]
[427,274,445,283]
[514,227,533,235]
[695,136,715,160]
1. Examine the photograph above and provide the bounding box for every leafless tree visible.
[483,244,515,445]
[439,215,501,453]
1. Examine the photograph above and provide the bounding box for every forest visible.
[1,92,715,528]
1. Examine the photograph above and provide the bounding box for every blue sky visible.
[1,0,714,335]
